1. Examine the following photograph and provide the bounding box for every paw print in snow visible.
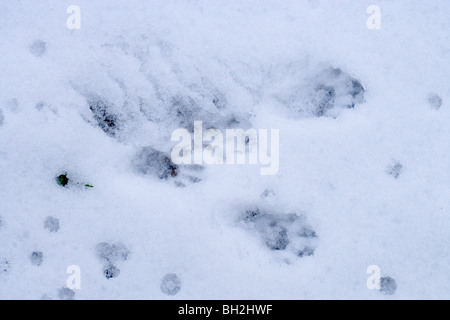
[160,273,181,296]
[133,147,203,186]
[240,208,318,258]
[96,242,130,280]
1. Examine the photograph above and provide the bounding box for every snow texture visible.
[0,0,449,300]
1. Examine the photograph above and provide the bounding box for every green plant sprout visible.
[56,173,69,187]
[56,173,93,189]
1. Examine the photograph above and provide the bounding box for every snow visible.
[0,0,449,299]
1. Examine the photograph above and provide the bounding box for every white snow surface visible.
[0,0,449,299]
